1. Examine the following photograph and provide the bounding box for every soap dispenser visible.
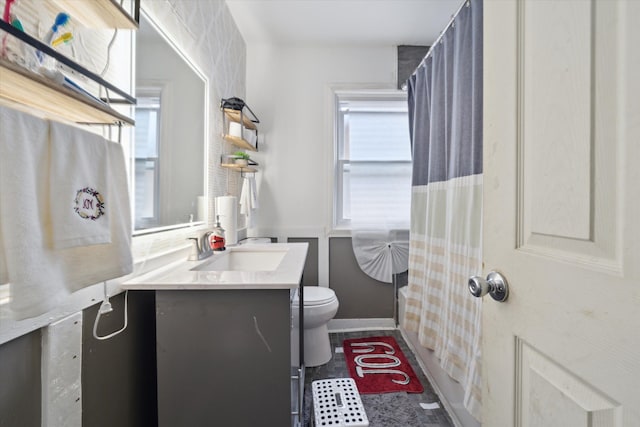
[210,215,226,251]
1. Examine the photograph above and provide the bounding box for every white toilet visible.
[293,286,339,367]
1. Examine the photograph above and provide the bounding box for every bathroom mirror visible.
[133,10,207,232]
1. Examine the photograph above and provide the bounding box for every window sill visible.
[327,228,352,238]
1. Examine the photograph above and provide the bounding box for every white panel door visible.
[482,1,639,426]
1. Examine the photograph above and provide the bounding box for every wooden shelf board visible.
[223,108,258,130]
[50,0,138,29]
[223,134,258,151]
[221,164,257,173]
[0,59,134,125]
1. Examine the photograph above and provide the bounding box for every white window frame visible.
[332,89,411,230]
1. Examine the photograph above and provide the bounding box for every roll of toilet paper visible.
[215,195,238,245]
[229,122,242,138]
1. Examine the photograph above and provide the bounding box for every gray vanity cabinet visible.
[155,288,302,427]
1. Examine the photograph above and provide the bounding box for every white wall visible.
[246,43,398,285]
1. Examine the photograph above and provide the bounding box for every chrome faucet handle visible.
[187,237,201,261]
[187,233,215,261]
[201,232,213,252]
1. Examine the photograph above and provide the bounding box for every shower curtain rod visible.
[409,0,470,78]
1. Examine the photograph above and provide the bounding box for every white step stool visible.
[311,378,369,427]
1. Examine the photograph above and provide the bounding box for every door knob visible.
[468,271,509,302]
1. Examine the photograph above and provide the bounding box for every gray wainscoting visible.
[0,329,41,427]
[329,237,394,319]
[0,291,157,427]
[82,291,157,427]
[287,237,319,287]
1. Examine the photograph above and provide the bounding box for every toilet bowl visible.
[293,286,339,367]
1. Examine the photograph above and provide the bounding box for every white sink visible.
[121,243,308,290]
[191,248,288,272]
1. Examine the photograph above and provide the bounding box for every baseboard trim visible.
[328,318,396,332]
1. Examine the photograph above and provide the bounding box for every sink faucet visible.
[187,231,214,261]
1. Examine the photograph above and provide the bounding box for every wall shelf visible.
[0,18,135,125]
[222,134,257,151]
[50,0,139,29]
[0,58,134,125]
[220,100,259,151]
[223,108,257,130]
[221,163,257,173]
[220,100,260,174]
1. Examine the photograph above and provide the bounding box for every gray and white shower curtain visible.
[403,0,483,420]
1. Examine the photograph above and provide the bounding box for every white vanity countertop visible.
[121,243,308,290]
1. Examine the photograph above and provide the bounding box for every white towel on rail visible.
[49,121,111,249]
[55,139,133,294]
[0,106,68,318]
[239,175,259,228]
[0,106,133,319]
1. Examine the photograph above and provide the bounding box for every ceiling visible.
[225,0,463,47]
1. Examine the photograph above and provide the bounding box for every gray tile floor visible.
[303,330,454,427]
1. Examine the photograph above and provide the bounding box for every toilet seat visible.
[294,286,336,306]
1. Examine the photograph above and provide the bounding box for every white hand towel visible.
[0,106,133,319]
[240,175,259,228]
[240,177,250,214]
[249,175,259,209]
[49,121,111,249]
[239,178,250,221]
[56,139,133,293]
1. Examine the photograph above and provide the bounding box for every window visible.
[334,92,412,229]
[134,92,162,230]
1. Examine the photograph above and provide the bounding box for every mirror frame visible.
[132,7,209,236]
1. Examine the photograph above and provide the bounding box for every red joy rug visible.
[343,336,424,394]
